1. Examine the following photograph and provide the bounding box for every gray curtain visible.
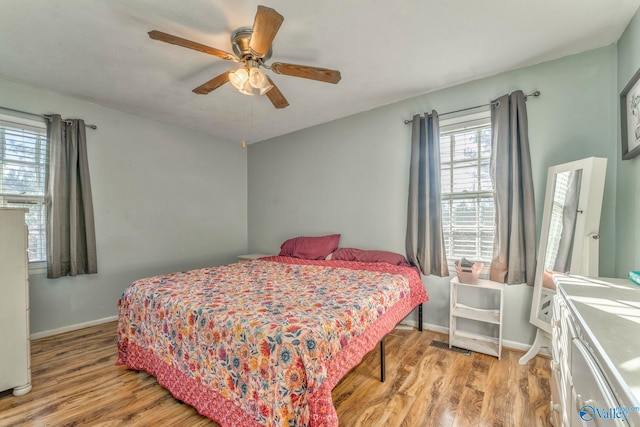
[553,169,582,273]
[45,114,98,279]
[406,111,449,276]
[489,91,536,285]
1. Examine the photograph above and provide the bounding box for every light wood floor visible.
[0,322,550,426]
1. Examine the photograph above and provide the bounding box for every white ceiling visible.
[0,0,638,143]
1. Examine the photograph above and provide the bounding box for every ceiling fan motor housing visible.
[231,27,272,62]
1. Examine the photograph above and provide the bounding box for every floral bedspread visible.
[117,257,427,427]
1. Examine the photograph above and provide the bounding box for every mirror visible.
[543,169,582,276]
[520,157,607,364]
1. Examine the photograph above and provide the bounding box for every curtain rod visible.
[403,90,541,124]
[0,106,98,130]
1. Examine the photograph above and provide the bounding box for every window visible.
[0,114,47,268]
[440,112,494,264]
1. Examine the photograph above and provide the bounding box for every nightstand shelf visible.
[450,330,500,358]
[449,276,504,359]
[451,303,500,324]
[237,253,271,261]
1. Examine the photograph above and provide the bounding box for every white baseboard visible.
[397,320,540,353]
[30,315,118,340]
[396,320,449,335]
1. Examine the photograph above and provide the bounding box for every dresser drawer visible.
[550,366,568,427]
[570,339,626,426]
[553,296,577,371]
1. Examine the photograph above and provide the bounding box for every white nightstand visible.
[449,276,505,359]
[237,253,271,261]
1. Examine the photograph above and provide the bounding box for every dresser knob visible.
[550,401,561,413]
[576,395,597,413]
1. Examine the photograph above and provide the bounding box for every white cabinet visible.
[0,208,32,396]
[449,276,504,358]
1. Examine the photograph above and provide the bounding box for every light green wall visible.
[0,77,248,334]
[616,7,640,276]
[248,45,618,345]
[6,8,638,340]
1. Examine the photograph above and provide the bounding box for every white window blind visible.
[440,112,494,264]
[0,116,47,263]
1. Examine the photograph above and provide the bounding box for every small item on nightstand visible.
[629,271,640,286]
[454,258,483,285]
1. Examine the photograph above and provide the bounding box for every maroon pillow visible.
[331,248,410,266]
[278,234,341,260]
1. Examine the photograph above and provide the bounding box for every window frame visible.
[0,112,48,275]
[439,110,494,266]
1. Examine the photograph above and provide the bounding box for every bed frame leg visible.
[418,303,423,331]
[380,338,386,382]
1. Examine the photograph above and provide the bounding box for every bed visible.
[116,255,427,427]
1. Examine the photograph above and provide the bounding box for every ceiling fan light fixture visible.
[249,67,267,88]
[239,79,255,96]
[230,66,273,96]
[249,67,273,94]
[259,81,274,95]
[229,68,249,90]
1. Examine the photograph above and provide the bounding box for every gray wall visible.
[247,45,619,346]
[616,7,640,277]
[0,77,248,334]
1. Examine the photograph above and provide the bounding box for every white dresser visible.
[552,275,640,426]
[0,208,32,396]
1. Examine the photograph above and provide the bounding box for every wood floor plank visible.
[399,345,451,424]
[478,351,509,426]
[452,386,485,427]
[528,351,553,426]
[414,352,467,427]
[0,322,551,426]
[465,353,492,392]
[505,350,530,427]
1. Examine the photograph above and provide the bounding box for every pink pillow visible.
[331,248,410,266]
[278,234,341,260]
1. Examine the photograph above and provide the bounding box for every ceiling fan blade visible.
[148,30,236,61]
[193,71,231,94]
[265,77,289,109]
[270,62,341,84]
[249,6,284,58]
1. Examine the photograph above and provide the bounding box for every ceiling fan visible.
[148,5,341,109]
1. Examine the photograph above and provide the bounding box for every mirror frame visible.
[530,157,607,333]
